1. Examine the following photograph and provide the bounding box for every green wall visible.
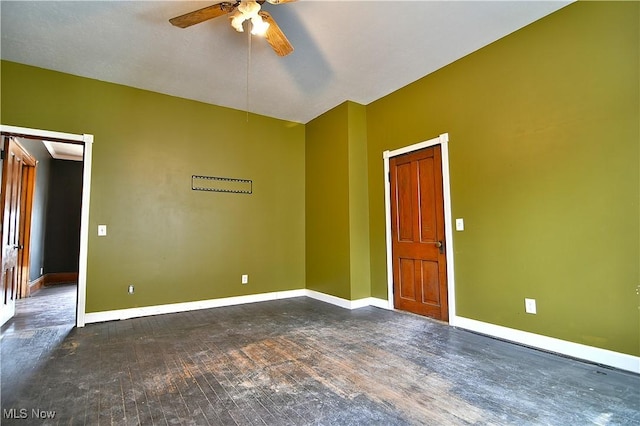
[306,103,351,299]
[366,1,639,356]
[347,102,371,301]
[305,101,370,300]
[1,61,306,312]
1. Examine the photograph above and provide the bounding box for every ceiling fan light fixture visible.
[230,0,264,33]
[250,15,270,36]
[169,0,294,56]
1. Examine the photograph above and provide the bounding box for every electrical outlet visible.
[128,285,135,294]
[525,298,537,314]
[241,274,249,284]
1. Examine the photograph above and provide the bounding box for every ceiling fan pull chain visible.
[246,23,251,123]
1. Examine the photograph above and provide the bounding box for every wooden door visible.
[0,137,25,326]
[390,145,448,321]
[17,149,37,298]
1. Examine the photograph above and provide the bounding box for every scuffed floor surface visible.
[1,284,639,425]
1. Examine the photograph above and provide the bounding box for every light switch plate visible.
[455,218,464,231]
[525,298,537,314]
[97,225,107,236]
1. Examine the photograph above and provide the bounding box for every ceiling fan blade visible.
[258,11,294,57]
[169,2,237,28]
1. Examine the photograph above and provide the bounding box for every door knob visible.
[434,241,442,248]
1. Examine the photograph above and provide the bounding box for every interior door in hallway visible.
[390,145,448,321]
[0,137,24,326]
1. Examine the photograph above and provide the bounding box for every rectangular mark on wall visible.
[192,175,252,194]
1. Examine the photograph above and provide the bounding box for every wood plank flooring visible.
[1,284,638,425]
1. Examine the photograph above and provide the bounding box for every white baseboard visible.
[85,289,388,324]
[84,289,306,324]
[303,291,391,311]
[304,289,355,309]
[305,290,381,309]
[367,297,393,310]
[451,315,640,374]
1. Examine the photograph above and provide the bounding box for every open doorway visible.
[4,137,84,328]
[0,125,93,328]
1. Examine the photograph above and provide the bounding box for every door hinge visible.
[0,150,4,160]
[387,172,391,182]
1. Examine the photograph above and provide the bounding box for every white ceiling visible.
[1,1,572,124]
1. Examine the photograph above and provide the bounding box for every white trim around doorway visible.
[382,133,457,320]
[0,125,92,328]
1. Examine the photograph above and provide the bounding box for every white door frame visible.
[382,133,457,321]
[0,125,93,327]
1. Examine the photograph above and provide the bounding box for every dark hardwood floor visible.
[1,284,638,425]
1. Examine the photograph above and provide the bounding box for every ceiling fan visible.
[169,0,296,57]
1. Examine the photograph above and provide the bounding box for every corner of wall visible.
[304,101,374,301]
[347,102,372,300]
